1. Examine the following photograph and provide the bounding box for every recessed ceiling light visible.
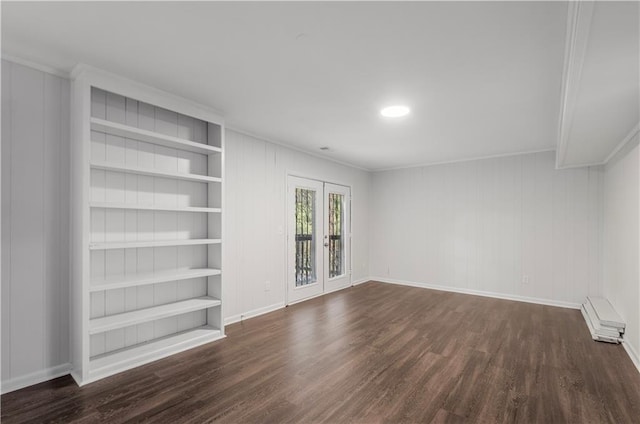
[380,105,410,118]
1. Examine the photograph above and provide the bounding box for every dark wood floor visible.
[3,281,640,423]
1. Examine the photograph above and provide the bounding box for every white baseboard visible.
[370,277,581,310]
[226,281,370,325]
[622,340,640,374]
[1,363,72,394]
[351,278,370,286]
[224,302,286,325]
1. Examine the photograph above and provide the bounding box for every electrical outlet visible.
[522,275,530,285]
[265,280,271,291]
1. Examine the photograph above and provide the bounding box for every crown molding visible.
[373,148,556,173]
[554,122,640,170]
[556,1,595,168]
[225,125,372,172]
[1,53,70,79]
[603,123,640,164]
[555,161,605,170]
[556,123,640,169]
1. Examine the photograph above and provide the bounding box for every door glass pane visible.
[295,188,317,286]
[329,193,344,278]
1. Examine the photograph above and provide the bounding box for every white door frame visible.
[286,173,352,305]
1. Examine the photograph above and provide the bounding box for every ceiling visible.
[1,2,637,171]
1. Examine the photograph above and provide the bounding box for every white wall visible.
[370,151,603,307]
[223,130,371,322]
[1,60,71,392]
[603,136,640,368]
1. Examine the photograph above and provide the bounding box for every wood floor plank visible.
[2,281,640,423]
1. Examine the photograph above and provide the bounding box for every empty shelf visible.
[91,161,221,183]
[91,118,222,155]
[90,202,221,213]
[89,325,222,373]
[89,239,221,250]
[89,296,221,334]
[90,268,221,292]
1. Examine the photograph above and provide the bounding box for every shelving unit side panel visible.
[218,124,225,335]
[71,75,94,382]
[207,122,224,334]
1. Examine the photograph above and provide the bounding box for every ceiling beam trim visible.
[556,1,595,168]
[603,122,640,164]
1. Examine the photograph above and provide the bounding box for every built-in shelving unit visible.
[71,65,225,386]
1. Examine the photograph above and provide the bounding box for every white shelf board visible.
[89,238,221,250]
[90,296,221,334]
[90,202,221,213]
[582,302,622,337]
[90,268,221,292]
[587,297,625,329]
[581,306,621,344]
[89,325,222,374]
[91,117,222,155]
[91,161,221,183]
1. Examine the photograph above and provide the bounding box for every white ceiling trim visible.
[555,123,640,170]
[225,125,372,172]
[373,148,557,173]
[556,1,595,168]
[555,161,605,170]
[603,122,640,164]
[1,52,70,79]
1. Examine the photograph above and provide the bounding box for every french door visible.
[287,176,351,304]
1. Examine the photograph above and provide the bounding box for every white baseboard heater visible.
[581,297,625,343]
